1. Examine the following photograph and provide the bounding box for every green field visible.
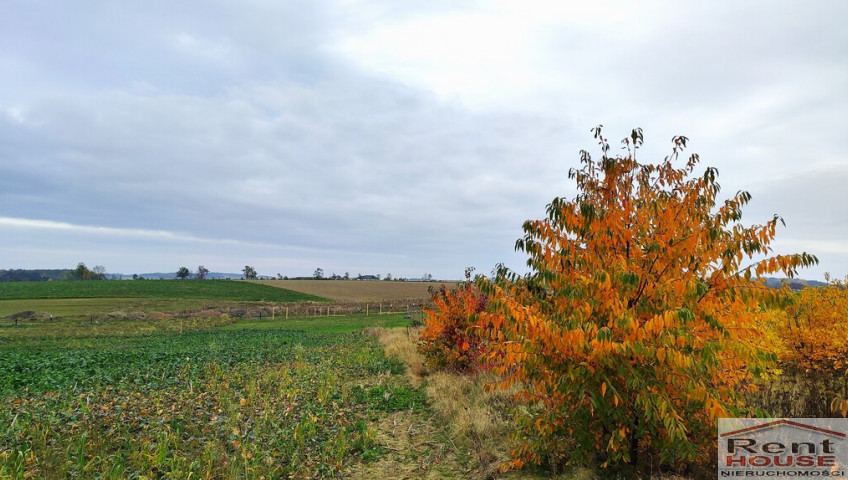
[0,280,325,302]
[0,276,476,479]
[0,298,213,318]
[0,312,446,479]
[0,280,487,479]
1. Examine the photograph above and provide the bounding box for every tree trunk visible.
[629,412,639,466]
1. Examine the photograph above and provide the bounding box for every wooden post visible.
[272,306,275,320]
[379,303,382,315]
[286,307,289,320]
[366,304,369,316]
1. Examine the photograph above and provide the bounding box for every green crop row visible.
[0,280,325,302]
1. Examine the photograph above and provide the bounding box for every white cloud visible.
[173,32,235,62]
[0,216,256,246]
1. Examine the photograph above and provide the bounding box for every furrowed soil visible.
[250,280,457,303]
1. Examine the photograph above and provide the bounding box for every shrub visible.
[482,127,817,470]
[755,279,848,417]
[418,268,489,373]
[775,279,848,374]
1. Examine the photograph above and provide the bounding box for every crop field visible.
[0,280,324,303]
[251,280,453,303]
[0,297,220,319]
[0,310,474,479]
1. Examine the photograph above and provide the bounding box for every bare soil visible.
[249,280,457,303]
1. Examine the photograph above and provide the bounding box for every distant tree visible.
[277,273,283,280]
[71,262,92,280]
[196,265,210,280]
[313,268,324,280]
[242,265,258,280]
[385,273,392,281]
[176,267,191,280]
[91,265,107,280]
[0,269,65,282]
[344,272,350,280]
[132,273,139,280]
[423,273,433,281]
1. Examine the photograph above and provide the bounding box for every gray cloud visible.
[1,0,846,279]
[1,75,571,276]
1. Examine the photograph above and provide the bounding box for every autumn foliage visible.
[774,280,848,374]
[419,268,489,372]
[480,127,818,469]
[762,278,848,417]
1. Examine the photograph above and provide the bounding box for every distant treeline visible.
[0,269,71,282]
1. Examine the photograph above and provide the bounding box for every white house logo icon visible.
[718,418,848,477]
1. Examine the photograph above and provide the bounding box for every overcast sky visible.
[2,0,846,280]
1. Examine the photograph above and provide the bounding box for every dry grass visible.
[367,327,694,479]
[346,410,473,480]
[369,326,512,477]
[367,326,599,479]
[423,371,513,477]
[366,327,426,384]
[250,280,457,303]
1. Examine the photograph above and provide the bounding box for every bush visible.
[481,127,816,471]
[753,280,848,417]
[418,268,489,373]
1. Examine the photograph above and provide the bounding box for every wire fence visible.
[27,298,434,326]
[246,298,432,320]
[162,297,433,323]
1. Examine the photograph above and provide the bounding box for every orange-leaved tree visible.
[776,277,848,374]
[419,267,489,372]
[770,277,848,416]
[481,127,818,468]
